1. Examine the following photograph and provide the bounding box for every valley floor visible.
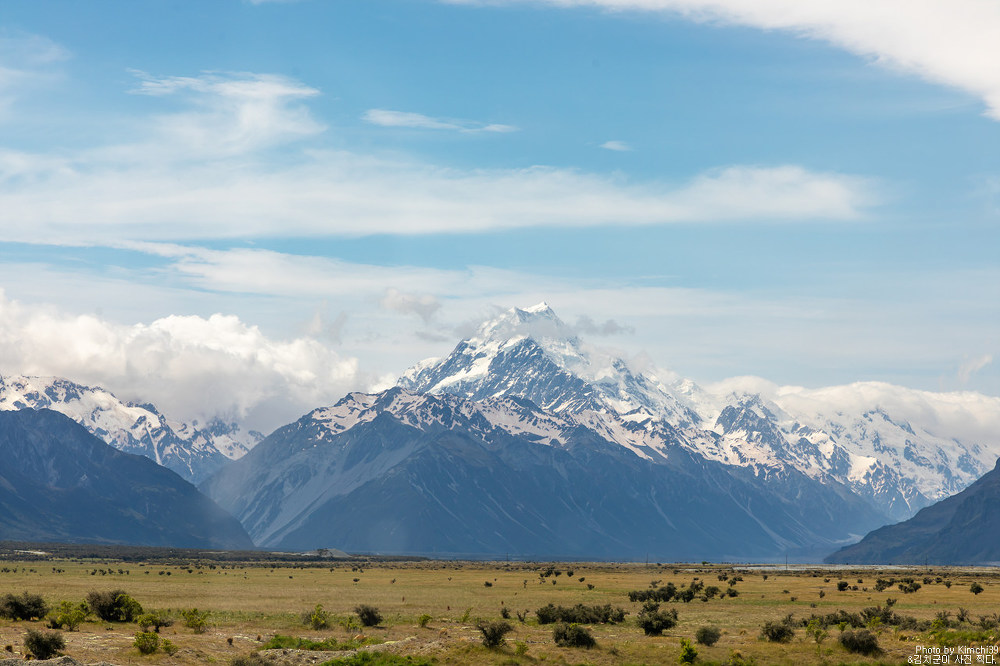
[1,556,998,665]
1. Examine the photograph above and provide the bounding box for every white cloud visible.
[450,0,1000,121]
[125,70,324,158]
[0,32,69,118]
[380,289,442,322]
[959,354,994,384]
[600,140,632,151]
[0,70,876,243]
[702,376,1000,447]
[0,290,359,432]
[363,108,518,133]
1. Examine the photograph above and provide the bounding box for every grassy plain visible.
[2,556,999,665]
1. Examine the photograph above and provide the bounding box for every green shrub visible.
[134,631,161,654]
[839,628,880,655]
[24,629,65,660]
[162,639,178,656]
[355,604,382,627]
[476,619,513,648]
[417,613,432,628]
[636,602,678,636]
[971,582,984,595]
[837,581,849,591]
[304,604,330,630]
[86,590,143,622]
[47,600,88,630]
[695,625,722,646]
[137,610,173,633]
[628,583,677,603]
[552,622,596,648]
[180,608,209,634]
[759,620,794,642]
[0,592,49,620]
[535,603,626,624]
[679,637,698,664]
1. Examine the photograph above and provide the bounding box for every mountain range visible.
[4,303,998,560]
[0,375,261,483]
[203,303,1000,559]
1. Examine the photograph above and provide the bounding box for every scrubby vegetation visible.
[636,602,678,636]
[838,628,880,655]
[475,619,513,648]
[552,622,596,648]
[535,603,626,624]
[355,604,383,627]
[0,591,48,620]
[86,589,142,622]
[23,629,65,660]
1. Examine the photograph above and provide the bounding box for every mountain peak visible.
[474,303,575,347]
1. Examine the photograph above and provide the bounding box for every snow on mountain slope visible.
[203,385,886,557]
[399,304,1000,521]
[0,375,261,482]
[399,302,701,427]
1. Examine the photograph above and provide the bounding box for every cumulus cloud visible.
[450,0,1000,120]
[363,108,518,133]
[0,291,359,431]
[380,289,443,322]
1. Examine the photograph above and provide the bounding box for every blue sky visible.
[0,0,997,429]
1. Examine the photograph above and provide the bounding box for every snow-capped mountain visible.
[201,302,999,558]
[400,303,1000,522]
[203,387,884,558]
[0,375,262,483]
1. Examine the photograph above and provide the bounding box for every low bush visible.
[760,620,794,642]
[134,631,161,655]
[180,608,209,634]
[628,582,677,603]
[839,628,880,655]
[86,590,142,622]
[303,604,330,630]
[476,620,513,648]
[355,604,383,627]
[695,625,722,646]
[137,610,173,633]
[535,603,626,625]
[636,602,678,636]
[679,637,698,664]
[553,622,596,648]
[1,592,49,620]
[24,629,65,660]
[47,600,88,630]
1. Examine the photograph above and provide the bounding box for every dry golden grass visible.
[1,559,999,665]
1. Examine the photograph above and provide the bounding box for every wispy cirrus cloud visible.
[0,31,69,118]
[0,69,878,244]
[600,140,632,152]
[363,108,517,133]
[448,0,1000,120]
